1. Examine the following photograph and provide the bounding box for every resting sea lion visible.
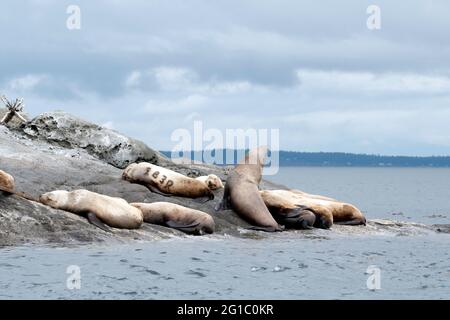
[289,189,336,201]
[260,190,366,228]
[131,202,215,235]
[123,163,214,201]
[40,189,143,231]
[195,174,224,190]
[215,146,283,232]
[258,189,316,229]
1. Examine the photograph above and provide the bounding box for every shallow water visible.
[1,167,449,299]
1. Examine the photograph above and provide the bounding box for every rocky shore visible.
[1,110,448,247]
[0,110,289,246]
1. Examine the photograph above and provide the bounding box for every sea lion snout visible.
[206,174,224,190]
[39,190,68,207]
[39,193,57,207]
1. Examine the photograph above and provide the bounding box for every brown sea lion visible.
[260,190,366,228]
[40,189,143,231]
[131,202,215,235]
[122,162,214,201]
[215,146,283,232]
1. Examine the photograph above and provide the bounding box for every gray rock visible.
[20,111,167,169]
[1,116,281,247]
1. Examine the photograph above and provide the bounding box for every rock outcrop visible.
[0,112,282,246]
[20,111,167,168]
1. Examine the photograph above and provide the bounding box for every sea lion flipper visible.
[334,218,366,226]
[246,225,284,232]
[87,212,112,233]
[147,185,172,197]
[280,208,302,219]
[165,220,200,233]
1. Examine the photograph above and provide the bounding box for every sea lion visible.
[258,189,316,229]
[289,189,336,201]
[195,174,224,190]
[288,190,366,225]
[215,146,283,232]
[39,189,143,231]
[122,163,214,201]
[0,169,15,192]
[131,202,215,235]
[260,190,366,228]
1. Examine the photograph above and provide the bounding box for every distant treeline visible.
[160,150,450,167]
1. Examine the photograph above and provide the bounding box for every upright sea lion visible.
[131,202,215,235]
[215,146,283,232]
[0,169,15,192]
[195,174,224,190]
[40,189,143,231]
[260,190,366,228]
[122,163,214,201]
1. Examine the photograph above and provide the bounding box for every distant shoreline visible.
[160,150,450,167]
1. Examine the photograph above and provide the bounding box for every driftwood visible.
[0,95,27,125]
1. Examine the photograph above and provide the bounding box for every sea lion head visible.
[39,190,69,208]
[241,145,268,166]
[204,174,224,190]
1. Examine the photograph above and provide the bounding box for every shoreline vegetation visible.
[161,150,450,167]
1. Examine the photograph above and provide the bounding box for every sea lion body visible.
[258,189,316,229]
[260,190,366,228]
[217,146,283,232]
[39,190,143,229]
[123,163,213,199]
[289,189,336,201]
[0,169,15,192]
[131,202,215,235]
[195,174,224,190]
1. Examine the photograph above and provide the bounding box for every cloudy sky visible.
[1,0,450,155]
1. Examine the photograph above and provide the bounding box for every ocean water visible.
[0,167,449,299]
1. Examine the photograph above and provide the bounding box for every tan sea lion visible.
[0,169,15,192]
[260,190,366,228]
[289,189,336,201]
[195,174,224,190]
[122,163,214,201]
[215,146,283,232]
[131,202,215,235]
[39,189,143,231]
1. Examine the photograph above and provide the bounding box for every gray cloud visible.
[1,0,450,155]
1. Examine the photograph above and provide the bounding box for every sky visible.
[1,0,450,155]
